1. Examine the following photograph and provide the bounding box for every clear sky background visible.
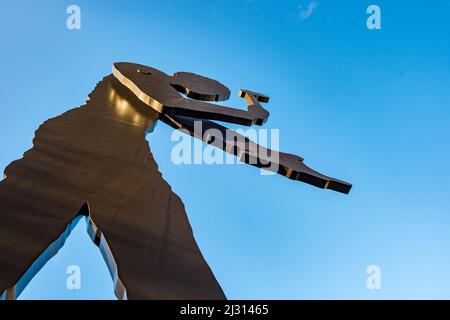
[0,0,449,299]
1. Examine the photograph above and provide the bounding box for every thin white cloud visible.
[297,1,319,20]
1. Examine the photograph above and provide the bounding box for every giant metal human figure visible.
[0,63,351,299]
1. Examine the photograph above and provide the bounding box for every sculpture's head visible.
[113,62,230,105]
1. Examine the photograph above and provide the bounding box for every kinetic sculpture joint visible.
[0,63,351,300]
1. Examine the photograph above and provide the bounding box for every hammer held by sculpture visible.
[0,62,351,300]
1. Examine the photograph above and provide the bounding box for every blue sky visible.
[1,0,449,299]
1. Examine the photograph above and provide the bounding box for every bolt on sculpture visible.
[0,62,351,300]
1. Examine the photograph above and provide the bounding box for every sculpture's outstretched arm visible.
[160,114,352,194]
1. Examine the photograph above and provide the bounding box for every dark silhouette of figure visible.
[0,63,351,299]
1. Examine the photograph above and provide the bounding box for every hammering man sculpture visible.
[0,62,351,300]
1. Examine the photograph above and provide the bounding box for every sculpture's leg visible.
[85,151,226,299]
[0,174,89,299]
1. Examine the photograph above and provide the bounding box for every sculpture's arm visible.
[169,89,270,126]
[160,114,352,194]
